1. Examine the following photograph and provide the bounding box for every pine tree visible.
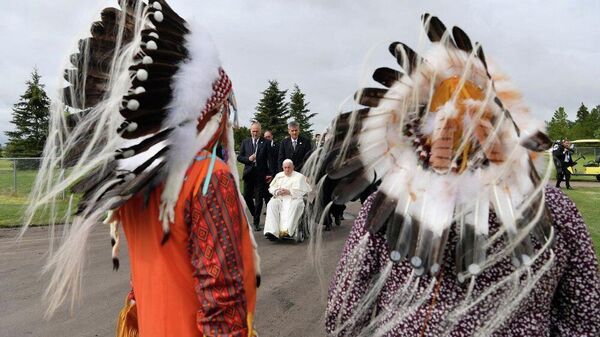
[5,69,51,158]
[233,125,250,151]
[576,102,590,121]
[589,105,600,139]
[571,103,591,139]
[546,107,571,141]
[288,84,317,139]
[254,80,289,141]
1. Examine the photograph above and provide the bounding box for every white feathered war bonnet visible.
[22,0,258,317]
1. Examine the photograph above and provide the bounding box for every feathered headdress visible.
[307,13,554,278]
[304,14,555,334]
[22,0,259,316]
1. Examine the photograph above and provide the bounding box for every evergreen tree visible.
[575,102,590,121]
[5,69,51,158]
[546,107,571,141]
[589,106,600,139]
[253,80,289,141]
[571,103,592,139]
[288,84,317,139]
[233,125,250,152]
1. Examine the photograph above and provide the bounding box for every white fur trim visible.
[126,122,138,132]
[136,69,148,81]
[164,22,221,128]
[153,11,164,23]
[159,112,223,229]
[142,56,153,64]
[158,22,223,229]
[127,99,140,111]
[146,40,158,50]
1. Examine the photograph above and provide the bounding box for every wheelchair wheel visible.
[294,220,306,243]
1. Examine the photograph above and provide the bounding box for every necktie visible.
[292,140,297,150]
[253,139,257,153]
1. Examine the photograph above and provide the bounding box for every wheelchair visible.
[268,197,309,243]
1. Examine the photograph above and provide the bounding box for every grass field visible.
[564,187,600,255]
[1,160,599,256]
[0,159,73,226]
[0,160,247,226]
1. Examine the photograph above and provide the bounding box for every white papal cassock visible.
[264,171,312,238]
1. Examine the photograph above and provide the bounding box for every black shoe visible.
[324,224,332,231]
[334,215,341,226]
[265,232,278,241]
[254,224,261,231]
[567,186,573,190]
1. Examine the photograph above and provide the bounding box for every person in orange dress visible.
[22,1,260,336]
[118,150,257,337]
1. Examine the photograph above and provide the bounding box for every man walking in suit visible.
[263,130,278,205]
[238,122,273,230]
[554,139,575,189]
[278,121,313,172]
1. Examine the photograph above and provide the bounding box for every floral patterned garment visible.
[326,186,600,336]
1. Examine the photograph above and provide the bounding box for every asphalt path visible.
[0,204,359,337]
[549,179,599,188]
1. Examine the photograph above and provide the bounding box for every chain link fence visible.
[0,157,42,195]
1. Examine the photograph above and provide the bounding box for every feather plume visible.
[372,67,404,88]
[305,12,553,283]
[23,0,246,317]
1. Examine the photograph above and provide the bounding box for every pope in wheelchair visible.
[264,159,312,241]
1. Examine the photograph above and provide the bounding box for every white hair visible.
[282,159,294,167]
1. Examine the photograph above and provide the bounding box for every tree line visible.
[10,68,599,159]
[233,80,316,149]
[2,70,316,158]
[546,103,600,141]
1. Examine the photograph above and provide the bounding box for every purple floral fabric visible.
[326,186,600,336]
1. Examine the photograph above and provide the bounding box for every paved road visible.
[550,179,599,188]
[0,205,359,337]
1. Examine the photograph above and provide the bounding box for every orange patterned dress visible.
[118,150,257,337]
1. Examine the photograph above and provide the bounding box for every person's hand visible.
[278,188,290,196]
[249,154,256,162]
[265,175,272,183]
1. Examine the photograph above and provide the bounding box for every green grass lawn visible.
[0,168,37,195]
[564,187,600,256]
[1,162,599,257]
[0,162,246,227]
[0,158,73,226]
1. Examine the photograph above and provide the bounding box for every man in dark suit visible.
[278,121,313,172]
[263,130,278,206]
[237,122,273,230]
[264,130,278,179]
[554,139,575,189]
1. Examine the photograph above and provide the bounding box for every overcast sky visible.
[1,0,599,145]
